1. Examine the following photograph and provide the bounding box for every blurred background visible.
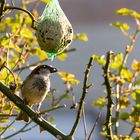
[7,0,140,139]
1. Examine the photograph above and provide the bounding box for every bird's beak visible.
[50,67,58,73]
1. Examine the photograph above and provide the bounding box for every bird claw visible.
[35,110,40,114]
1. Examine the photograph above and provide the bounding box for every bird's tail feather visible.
[16,111,29,122]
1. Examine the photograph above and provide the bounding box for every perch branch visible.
[0,82,73,140]
[0,104,66,118]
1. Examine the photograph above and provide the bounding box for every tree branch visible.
[0,82,73,140]
[4,120,32,139]
[69,56,94,137]
[13,48,76,73]
[118,19,140,75]
[0,0,5,21]
[4,6,37,30]
[103,51,113,140]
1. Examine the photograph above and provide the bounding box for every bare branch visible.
[103,51,113,140]
[4,6,37,30]
[69,56,94,137]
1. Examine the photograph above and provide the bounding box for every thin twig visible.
[103,51,113,140]
[39,104,66,115]
[4,120,32,139]
[129,124,136,137]
[0,113,17,117]
[69,56,94,137]
[87,111,101,140]
[114,82,120,135]
[82,106,87,140]
[54,89,72,106]
[11,43,25,71]
[4,65,17,86]
[14,58,49,72]
[4,6,37,30]
[0,61,6,71]
[22,124,37,132]
[118,20,140,75]
[13,48,76,73]
[0,120,15,136]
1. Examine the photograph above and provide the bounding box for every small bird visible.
[16,64,58,122]
[35,0,73,59]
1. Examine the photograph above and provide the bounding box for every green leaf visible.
[134,79,140,85]
[100,131,107,136]
[132,90,140,103]
[134,137,140,140]
[116,8,140,18]
[0,126,6,131]
[131,104,140,116]
[120,112,129,120]
[49,116,55,123]
[130,104,140,124]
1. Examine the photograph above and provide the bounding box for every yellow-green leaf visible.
[58,71,79,85]
[41,0,51,3]
[30,48,48,61]
[131,60,140,71]
[120,97,130,109]
[120,68,133,82]
[70,79,79,85]
[93,54,106,65]
[111,21,130,31]
[57,53,67,61]
[73,33,88,42]
[110,53,123,69]
[117,8,140,18]
[92,97,106,109]
[20,27,33,38]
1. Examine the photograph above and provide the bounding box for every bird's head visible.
[30,65,58,76]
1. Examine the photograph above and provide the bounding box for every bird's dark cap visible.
[31,65,58,75]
